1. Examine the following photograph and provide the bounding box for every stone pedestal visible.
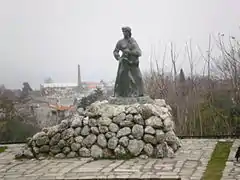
[20,97,182,160]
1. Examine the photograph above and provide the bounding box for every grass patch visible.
[0,146,7,153]
[202,141,233,180]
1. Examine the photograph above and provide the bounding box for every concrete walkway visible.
[0,139,217,180]
[222,139,240,180]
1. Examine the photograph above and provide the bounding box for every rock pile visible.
[23,98,182,159]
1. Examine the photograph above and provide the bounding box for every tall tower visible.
[77,64,82,88]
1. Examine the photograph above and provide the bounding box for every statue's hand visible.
[115,54,120,60]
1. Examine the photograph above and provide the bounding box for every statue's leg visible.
[118,60,131,97]
[114,62,123,97]
[131,65,144,96]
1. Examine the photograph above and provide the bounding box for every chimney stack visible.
[77,64,82,88]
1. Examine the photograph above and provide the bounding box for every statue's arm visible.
[130,38,142,57]
[113,41,121,60]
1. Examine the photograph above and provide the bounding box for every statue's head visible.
[122,26,131,38]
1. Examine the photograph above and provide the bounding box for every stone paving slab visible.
[0,139,217,180]
[221,139,240,180]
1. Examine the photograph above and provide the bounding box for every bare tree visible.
[170,42,179,89]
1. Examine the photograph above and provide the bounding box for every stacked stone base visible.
[21,97,182,159]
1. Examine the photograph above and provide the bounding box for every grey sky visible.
[0,0,239,89]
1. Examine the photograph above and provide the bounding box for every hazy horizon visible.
[0,0,240,89]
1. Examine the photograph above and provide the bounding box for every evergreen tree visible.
[179,68,186,83]
[178,69,186,96]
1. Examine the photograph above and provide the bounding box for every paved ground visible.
[0,139,218,180]
[222,139,240,180]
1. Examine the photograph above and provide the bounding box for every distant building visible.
[40,81,106,96]
[81,82,104,90]
[40,82,104,89]
[40,83,78,89]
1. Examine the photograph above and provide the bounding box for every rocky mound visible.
[20,98,182,159]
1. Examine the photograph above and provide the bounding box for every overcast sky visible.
[0,0,239,89]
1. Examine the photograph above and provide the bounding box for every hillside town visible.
[0,64,115,134]
[1,64,114,103]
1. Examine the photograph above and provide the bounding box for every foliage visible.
[0,146,7,153]
[0,92,40,143]
[144,33,240,136]
[145,71,240,136]
[202,141,232,180]
[179,68,185,83]
[0,96,15,121]
[0,118,39,143]
[21,82,33,99]
[77,88,104,110]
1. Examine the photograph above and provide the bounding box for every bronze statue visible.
[113,27,144,97]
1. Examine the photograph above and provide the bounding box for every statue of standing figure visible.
[113,27,144,97]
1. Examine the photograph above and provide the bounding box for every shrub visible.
[77,88,104,110]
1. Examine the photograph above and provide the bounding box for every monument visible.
[113,26,144,98]
[15,27,181,160]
